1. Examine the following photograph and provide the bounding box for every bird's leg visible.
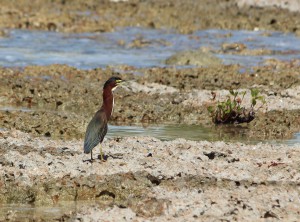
[99,144,104,161]
[91,150,93,161]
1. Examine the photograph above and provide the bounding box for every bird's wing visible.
[84,110,108,154]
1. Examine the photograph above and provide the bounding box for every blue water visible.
[0,28,300,69]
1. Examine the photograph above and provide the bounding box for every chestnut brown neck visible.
[102,87,114,119]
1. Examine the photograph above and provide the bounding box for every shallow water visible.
[0,201,93,221]
[0,105,299,145]
[1,28,300,221]
[0,28,300,69]
[0,28,300,144]
[107,123,300,145]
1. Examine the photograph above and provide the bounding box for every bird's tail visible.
[84,142,92,154]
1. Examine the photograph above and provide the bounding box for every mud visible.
[0,0,299,35]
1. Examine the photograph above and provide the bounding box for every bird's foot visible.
[98,154,108,162]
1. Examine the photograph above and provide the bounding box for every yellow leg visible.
[99,144,104,161]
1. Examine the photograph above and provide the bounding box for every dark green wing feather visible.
[84,110,108,154]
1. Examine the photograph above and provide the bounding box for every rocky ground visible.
[0,0,299,35]
[0,0,300,221]
[0,129,300,221]
[0,63,300,141]
[0,62,300,221]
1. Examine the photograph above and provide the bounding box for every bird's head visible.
[103,76,124,91]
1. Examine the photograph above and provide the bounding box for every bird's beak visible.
[116,79,125,85]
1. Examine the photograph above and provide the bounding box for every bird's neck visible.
[102,87,114,119]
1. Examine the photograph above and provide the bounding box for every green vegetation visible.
[207,89,266,124]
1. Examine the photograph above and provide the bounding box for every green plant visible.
[250,88,266,107]
[207,89,266,124]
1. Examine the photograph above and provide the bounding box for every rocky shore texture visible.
[0,61,299,221]
[1,64,300,141]
[0,129,299,221]
[0,0,300,221]
[0,0,299,35]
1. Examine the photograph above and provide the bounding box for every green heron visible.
[84,76,124,161]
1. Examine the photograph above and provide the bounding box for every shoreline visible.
[0,0,299,220]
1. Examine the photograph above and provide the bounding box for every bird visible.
[84,76,124,161]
